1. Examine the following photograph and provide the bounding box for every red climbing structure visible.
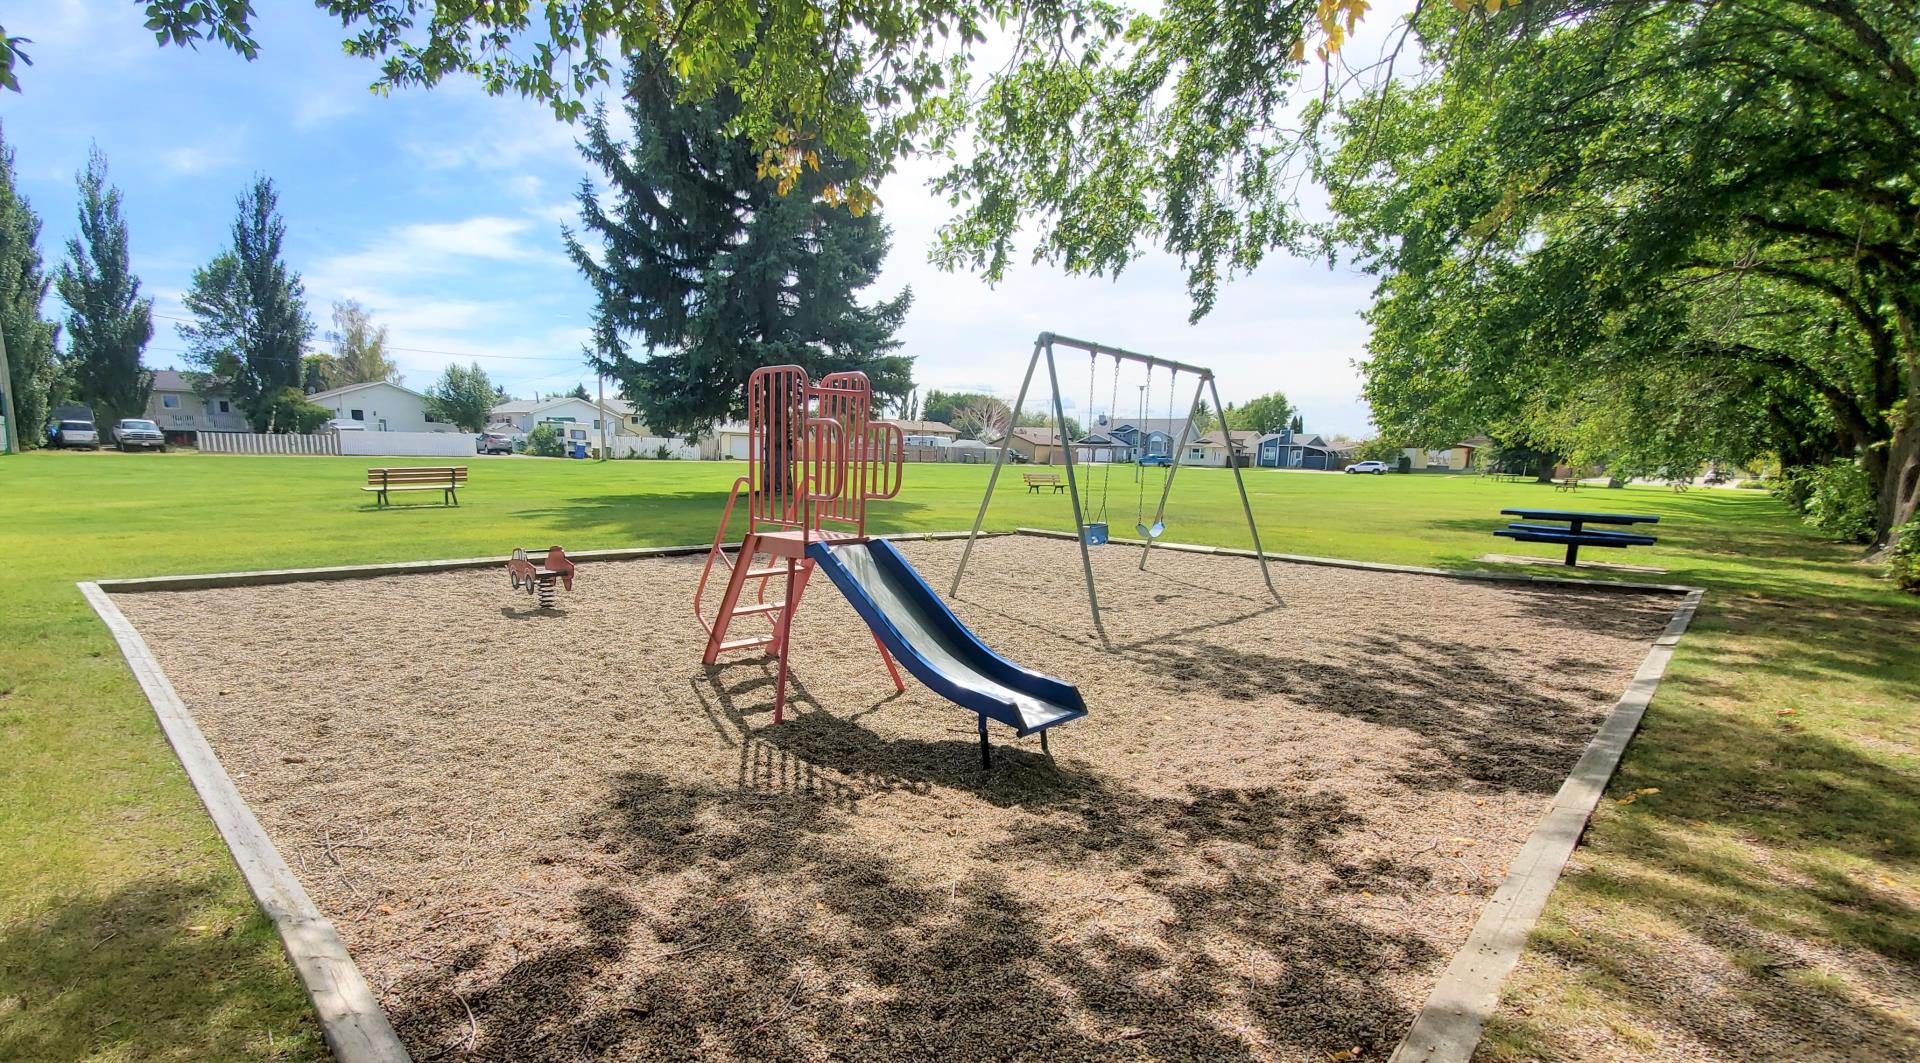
[694,366,907,719]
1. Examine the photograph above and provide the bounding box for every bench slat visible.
[1493,530,1648,548]
[1505,523,1657,543]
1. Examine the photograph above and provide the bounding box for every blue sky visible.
[4,0,1403,435]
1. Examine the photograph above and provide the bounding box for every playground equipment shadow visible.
[106,536,1678,1061]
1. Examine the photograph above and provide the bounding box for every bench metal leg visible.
[1565,542,1580,566]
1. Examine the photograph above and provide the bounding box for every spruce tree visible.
[57,148,154,426]
[0,123,60,446]
[564,52,912,437]
[179,176,313,430]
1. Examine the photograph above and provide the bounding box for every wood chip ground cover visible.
[113,537,1675,1061]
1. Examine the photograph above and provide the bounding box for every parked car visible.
[477,432,516,455]
[48,418,100,449]
[323,418,367,432]
[1137,453,1173,467]
[1345,460,1390,474]
[112,418,167,451]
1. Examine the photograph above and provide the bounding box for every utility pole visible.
[596,373,608,461]
[0,325,16,454]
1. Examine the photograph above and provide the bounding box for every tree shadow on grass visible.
[0,875,325,1061]
[385,762,1445,1062]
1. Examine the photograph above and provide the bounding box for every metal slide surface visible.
[806,539,1087,735]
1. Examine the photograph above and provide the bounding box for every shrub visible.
[525,423,565,458]
[1798,461,1876,542]
[263,388,332,434]
[1891,519,1920,594]
[1395,454,1413,473]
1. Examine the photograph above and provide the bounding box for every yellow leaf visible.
[1616,794,1638,805]
[1289,37,1306,63]
[1636,787,1660,796]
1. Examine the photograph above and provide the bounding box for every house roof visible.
[1012,427,1059,446]
[307,379,429,402]
[1107,418,1192,440]
[1257,431,1333,449]
[1195,430,1261,449]
[490,395,636,418]
[1073,432,1125,446]
[892,419,957,435]
[151,369,226,394]
[1455,435,1495,449]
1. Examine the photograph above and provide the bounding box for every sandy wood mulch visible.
[115,536,1676,1062]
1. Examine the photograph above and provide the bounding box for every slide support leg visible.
[1040,729,1051,758]
[978,715,991,770]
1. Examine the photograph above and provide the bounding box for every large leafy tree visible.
[180,176,314,431]
[56,148,154,427]
[423,361,497,432]
[307,298,399,389]
[1228,392,1295,435]
[1322,0,1919,548]
[27,2,1369,288]
[565,52,913,436]
[0,123,59,447]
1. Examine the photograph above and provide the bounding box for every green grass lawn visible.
[2,451,1914,1060]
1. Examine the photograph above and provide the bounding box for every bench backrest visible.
[366,466,468,487]
[1023,473,1060,482]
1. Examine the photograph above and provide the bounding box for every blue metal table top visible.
[1500,508,1660,525]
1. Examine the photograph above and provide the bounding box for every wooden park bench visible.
[1023,473,1066,494]
[1554,477,1581,492]
[364,466,467,508]
[1493,508,1659,566]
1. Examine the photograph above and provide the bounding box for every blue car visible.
[1137,453,1172,467]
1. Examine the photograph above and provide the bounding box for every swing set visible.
[952,331,1279,643]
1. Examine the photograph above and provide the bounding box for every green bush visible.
[1798,461,1876,542]
[525,423,565,458]
[264,388,333,434]
[1891,519,1920,593]
[1395,454,1413,473]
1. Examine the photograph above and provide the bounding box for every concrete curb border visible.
[83,528,1704,1062]
[1390,588,1705,1062]
[79,582,411,1063]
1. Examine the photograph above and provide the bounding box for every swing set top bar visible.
[1040,331,1214,379]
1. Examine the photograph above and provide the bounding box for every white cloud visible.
[160,144,239,176]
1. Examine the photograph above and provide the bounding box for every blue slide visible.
[805,539,1086,760]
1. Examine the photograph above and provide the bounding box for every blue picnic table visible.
[1494,508,1660,566]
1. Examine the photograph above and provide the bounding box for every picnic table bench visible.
[1493,508,1658,566]
[1023,473,1066,493]
[364,466,467,508]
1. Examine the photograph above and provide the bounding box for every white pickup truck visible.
[112,418,167,451]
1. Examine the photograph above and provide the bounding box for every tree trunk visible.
[1867,419,1919,560]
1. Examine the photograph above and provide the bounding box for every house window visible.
[162,394,180,408]
[592,418,601,430]
[350,409,364,421]
[629,416,641,426]
[424,411,440,423]
[1189,447,1205,461]
[217,400,231,414]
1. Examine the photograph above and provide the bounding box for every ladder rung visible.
[730,602,784,616]
[716,635,775,653]
[743,565,788,579]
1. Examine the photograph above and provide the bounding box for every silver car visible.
[112,418,167,451]
[50,419,100,449]
[1345,460,1390,474]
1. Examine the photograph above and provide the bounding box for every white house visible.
[489,396,646,437]
[143,369,251,435]
[307,381,458,433]
[1184,430,1260,467]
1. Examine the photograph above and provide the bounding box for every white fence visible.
[605,436,700,460]
[337,431,476,458]
[198,431,339,455]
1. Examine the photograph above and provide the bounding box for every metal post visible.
[1207,372,1280,602]
[1043,339,1108,644]
[597,374,608,461]
[950,337,1044,598]
[978,714,991,769]
[1140,371,1210,571]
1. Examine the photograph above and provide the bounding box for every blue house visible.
[1104,417,1196,460]
[1257,429,1338,470]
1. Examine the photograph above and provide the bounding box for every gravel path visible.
[117,536,1676,1061]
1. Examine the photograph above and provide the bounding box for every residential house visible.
[1403,436,1492,471]
[1256,429,1339,470]
[308,381,459,433]
[1104,417,1196,461]
[699,422,755,461]
[489,395,644,437]
[1185,430,1260,467]
[1071,431,1132,464]
[1008,427,1061,464]
[891,419,959,446]
[143,369,250,437]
